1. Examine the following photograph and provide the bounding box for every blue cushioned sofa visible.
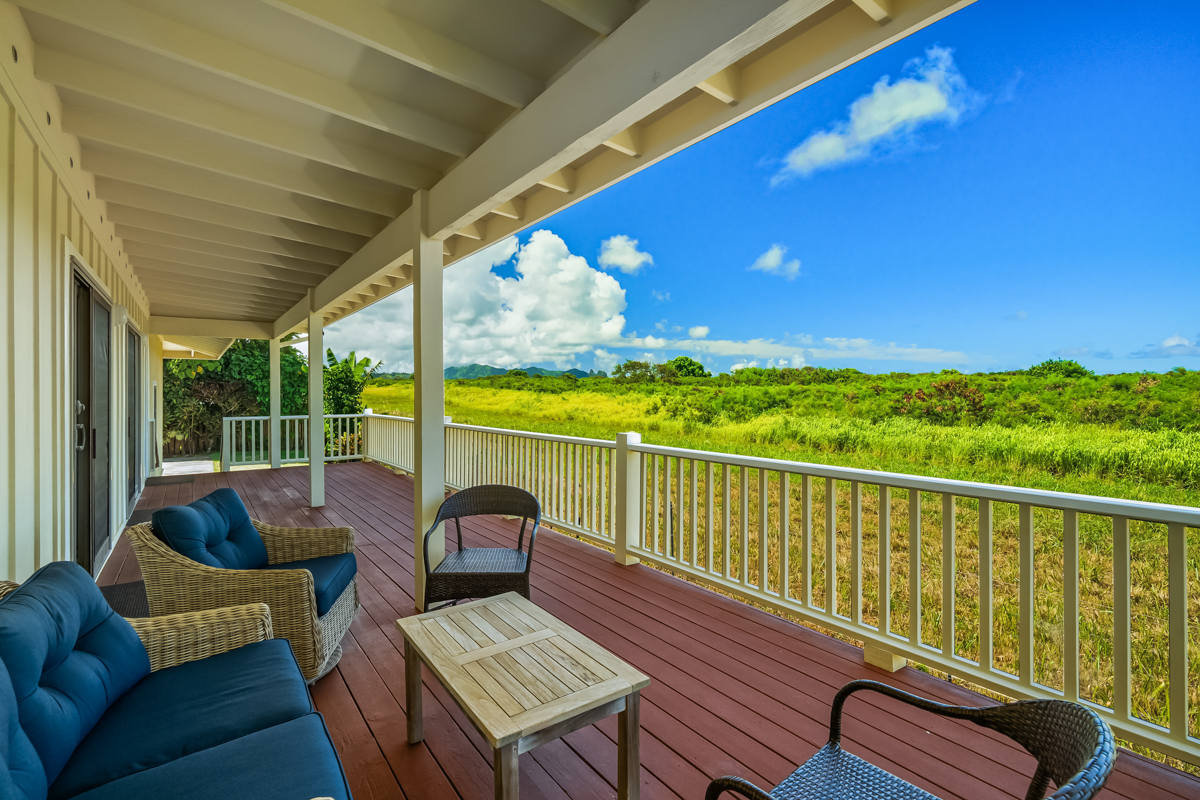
[125,488,358,682]
[0,562,352,800]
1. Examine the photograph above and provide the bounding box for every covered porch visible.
[101,461,1198,800]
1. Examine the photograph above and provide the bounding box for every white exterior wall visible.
[0,4,152,581]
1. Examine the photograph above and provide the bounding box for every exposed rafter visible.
[122,242,330,280]
[37,49,439,189]
[538,0,634,36]
[96,179,369,252]
[850,0,893,23]
[603,125,643,156]
[106,206,350,265]
[132,264,319,301]
[113,223,345,269]
[63,108,407,216]
[698,65,741,105]
[135,270,308,307]
[83,148,389,236]
[262,0,543,108]
[150,317,274,339]
[14,0,483,155]
[538,168,575,193]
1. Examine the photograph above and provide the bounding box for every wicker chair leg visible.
[309,643,344,684]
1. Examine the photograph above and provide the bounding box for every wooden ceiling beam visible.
[538,0,634,36]
[123,244,328,282]
[97,179,369,252]
[150,316,275,339]
[15,0,482,156]
[37,49,438,189]
[112,219,345,268]
[850,0,893,23]
[64,107,406,216]
[106,205,351,263]
[137,276,302,308]
[114,224,342,272]
[132,261,314,299]
[84,148,388,236]
[262,0,543,108]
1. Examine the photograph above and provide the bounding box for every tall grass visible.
[363,381,1200,765]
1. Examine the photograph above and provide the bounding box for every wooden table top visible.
[397,592,650,748]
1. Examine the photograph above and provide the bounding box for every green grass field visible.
[364,370,1200,763]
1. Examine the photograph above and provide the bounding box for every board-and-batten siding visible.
[0,84,151,582]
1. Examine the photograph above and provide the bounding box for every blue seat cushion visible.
[152,488,269,570]
[69,714,351,800]
[48,639,313,800]
[0,656,47,800]
[265,553,357,616]
[0,563,150,789]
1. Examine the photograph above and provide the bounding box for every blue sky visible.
[327,0,1200,376]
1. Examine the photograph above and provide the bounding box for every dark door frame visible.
[71,257,115,577]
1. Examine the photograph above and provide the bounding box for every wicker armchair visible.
[423,484,541,610]
[706,680,1115,800]
[1,578,272,672]
[126,519,358,682]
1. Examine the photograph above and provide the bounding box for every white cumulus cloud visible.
[598,234,654,274]
[688,326,710,339]
[749,244,801,280]
[1131,333,1200,358]
[324,231,627,372]
[773,46,980,183]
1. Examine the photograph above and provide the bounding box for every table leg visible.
[494,742,519,800]
[405,637,423,744]
[618,690,640,800]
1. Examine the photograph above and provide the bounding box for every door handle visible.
[92,428,97,459]
[75,423,86,452]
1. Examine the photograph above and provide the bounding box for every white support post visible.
[614,432,641,566]
[269,337,282,469]
[412,190,446,611]
[308,292,325,507]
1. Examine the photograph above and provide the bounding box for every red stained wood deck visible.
[100,462,1199,800]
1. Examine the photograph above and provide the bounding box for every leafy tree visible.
[666,356,709,378]
[324,349,381,414]
[613,360,655,383]
[1026,359,1093,379]
[162,339,308,455]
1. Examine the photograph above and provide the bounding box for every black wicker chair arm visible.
[828,680,974,746]
[705,776,776,800]
[828,680,1114,800]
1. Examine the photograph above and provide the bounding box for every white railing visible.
[221,413,361,469]
[362,414,617,545]
[294,411,1200,763]
[619,438,1200,765]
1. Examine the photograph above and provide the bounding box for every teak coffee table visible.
[397,592,650,800]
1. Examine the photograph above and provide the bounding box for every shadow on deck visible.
[100,462,1197,800]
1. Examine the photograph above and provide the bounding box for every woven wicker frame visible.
[127,603,273,672]
[126,520,359,682]
[1,578,272,673]
[707,679,1115,800]
[422,484,541,610]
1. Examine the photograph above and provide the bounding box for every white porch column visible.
[308,291,325,507]
[412,189,445,611]
[269,337,282,469]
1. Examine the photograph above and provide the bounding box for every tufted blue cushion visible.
[49,639,312,800]
[67,714,352,800]
[265,553,357,616]
[0,655,47,800]
[152,488,269,570]
[0,562,150,789]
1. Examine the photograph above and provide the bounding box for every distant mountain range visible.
[374,364,607,380]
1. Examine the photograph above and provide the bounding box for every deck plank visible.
[98,461,1199,800]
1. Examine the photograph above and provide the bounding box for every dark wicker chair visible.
[422,484,541,611]
[706,680,1114,800]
